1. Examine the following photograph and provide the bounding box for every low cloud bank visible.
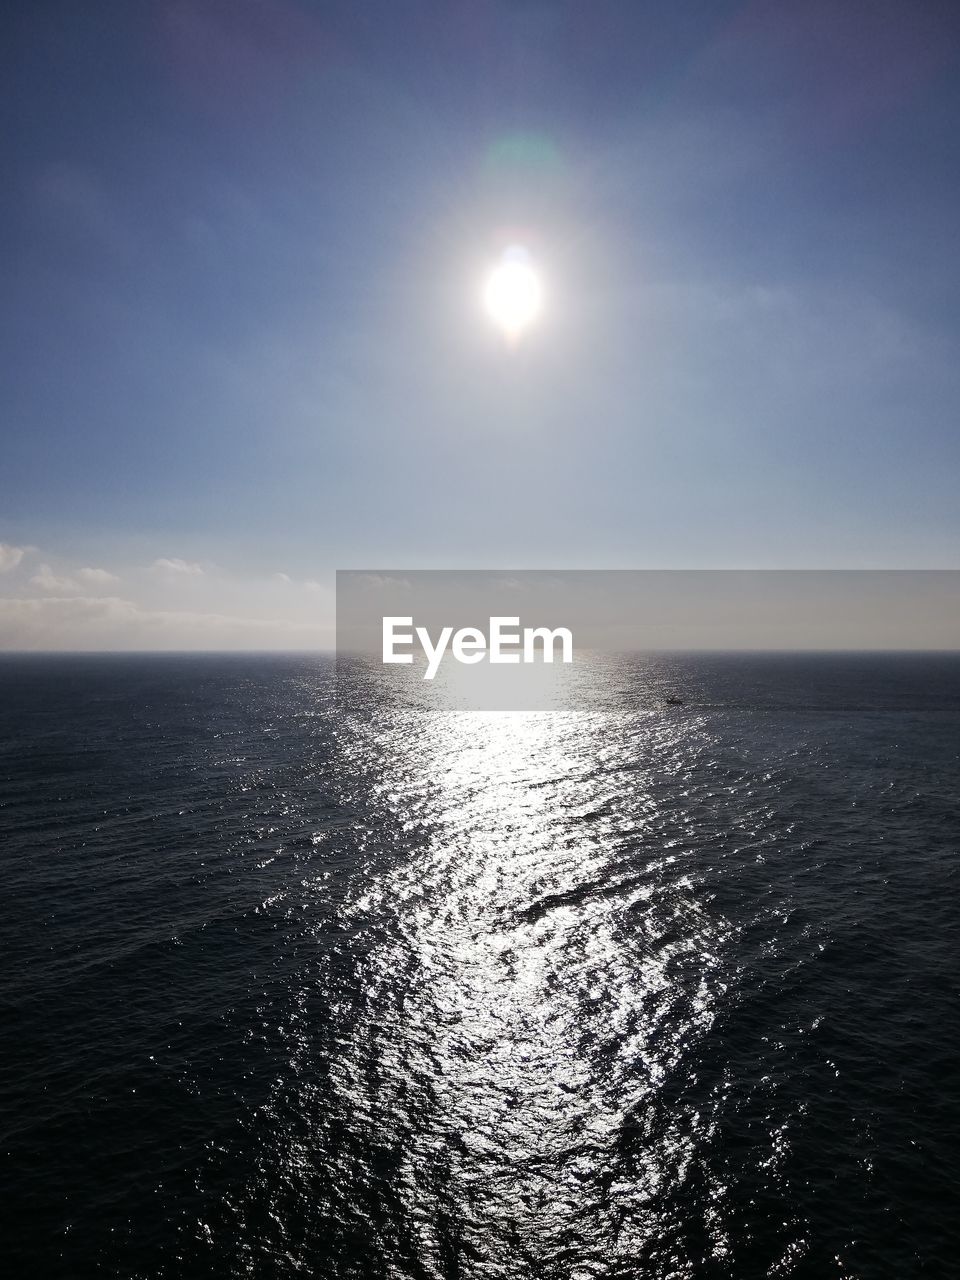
[0,594,333,651]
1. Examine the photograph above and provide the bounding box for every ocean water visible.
[1,652,959,1279]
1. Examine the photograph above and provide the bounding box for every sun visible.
[482,246,543,340]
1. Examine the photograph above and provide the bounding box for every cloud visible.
[1,549,333,649]
[30,564,79,593]
[29,564,119,594]
[0,595,332,651]
[275,573,330,594]
[152,557,204,575]
[78,566,120,587]
[0,544,26,573]
[354,573,411,591]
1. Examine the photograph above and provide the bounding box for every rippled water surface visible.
[1,653,959,1278]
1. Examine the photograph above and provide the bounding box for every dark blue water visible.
[1,653,959,1278]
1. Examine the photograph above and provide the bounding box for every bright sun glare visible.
[482,246,543,340]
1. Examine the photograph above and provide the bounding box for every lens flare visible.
[483,246,543,339]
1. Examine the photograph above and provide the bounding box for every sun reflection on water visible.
[307,683,745,1275]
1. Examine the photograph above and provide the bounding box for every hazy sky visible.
[2,1,960,648]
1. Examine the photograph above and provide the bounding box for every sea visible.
[1,652,958,1279]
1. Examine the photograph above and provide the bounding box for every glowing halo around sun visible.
[482,245,543,341]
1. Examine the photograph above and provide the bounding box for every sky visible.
[2,0,960,649]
